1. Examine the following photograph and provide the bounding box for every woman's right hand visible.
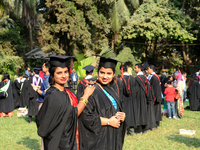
[109,116,121,128]
[82,81,96,99]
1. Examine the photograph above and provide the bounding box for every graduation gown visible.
[14,79,21,108]
[149,75,162,123]
[135,75,148,126]
[188,80,200,111]
[0,80,15,113]
[28,76,42,116]
[36,87,78,150]
[78,83,126,150]
[121,75,138,127]
[19,79,29,107]
[76,77,96,101]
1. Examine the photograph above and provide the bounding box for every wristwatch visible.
[36,89,39,92]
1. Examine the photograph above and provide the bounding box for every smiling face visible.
[97,67,115,85]
[53,67,69,86]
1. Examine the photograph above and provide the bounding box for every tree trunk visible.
[181,41,191,74]
[182,0,186,11]
[29,23,33,51]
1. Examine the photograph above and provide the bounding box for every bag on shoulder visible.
[0,80,10,99]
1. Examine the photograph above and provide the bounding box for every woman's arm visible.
[100,116,121,128]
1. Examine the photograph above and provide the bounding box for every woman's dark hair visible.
[49,66,57,85]
[34,69,40,75]
[97,65,115,73]
[187,75,198,89]
[2,73,10,81]
[166,80,172,85]
[44,61,50,69]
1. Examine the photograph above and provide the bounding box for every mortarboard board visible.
[48,56,75,68]
[83,65,96,72]
[18,73,23,77]
[95,55,122,69]
[142,62,148,71]
[33,67,42,71]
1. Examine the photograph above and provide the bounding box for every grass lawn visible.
[0,101,200,150]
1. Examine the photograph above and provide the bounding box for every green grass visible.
[0,101,199,150]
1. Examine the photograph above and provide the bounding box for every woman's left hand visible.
[116,112,126,122]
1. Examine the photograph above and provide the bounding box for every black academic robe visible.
[121,75,138,127]
[36,87,78,150]
[28,76,42,116]
[111,77,124,100]
[19,79,29,107]
[0,80,15,113]
[79,83,126,150]
[76,77,96,101]
[135,75,148,126]
[14,79,21,108]
[149,75,162,123]
[188,80,200,111]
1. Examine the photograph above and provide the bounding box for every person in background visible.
[28,68,43,123]
[77,65,96,100]
[182,71,187,104]
[164,81,176,119]
[14,73,23,108]
[147,64,162,128]
[70,68,79,91]
[31,62,50,110]
[0,73,15,117]
[25,67,31,77]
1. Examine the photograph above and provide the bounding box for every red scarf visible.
[64,88,79,150]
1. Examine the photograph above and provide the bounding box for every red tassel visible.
[69,58,73,74]
[121,63,124,78]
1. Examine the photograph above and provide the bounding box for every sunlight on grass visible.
[0,101,199,149]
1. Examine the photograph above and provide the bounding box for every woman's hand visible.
[109,116,121,128]
[82,81,96,99]
[116,112,126,122]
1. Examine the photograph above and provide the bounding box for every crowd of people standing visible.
[0,56,200,150]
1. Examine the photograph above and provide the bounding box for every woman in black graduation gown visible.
[187,75,200,111]
[78,56,126,150]
[0,73,15,117]
[36,56,95,150]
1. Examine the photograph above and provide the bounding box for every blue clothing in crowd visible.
[25,70,30,76]
[70,72,79,82]
[38,74,50,103]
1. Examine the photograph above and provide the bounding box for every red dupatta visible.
[64,88,79,150]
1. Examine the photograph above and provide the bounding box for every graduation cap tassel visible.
[69,58,73,75]
[121,62,124,78]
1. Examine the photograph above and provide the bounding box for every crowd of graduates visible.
[0,56,200,150]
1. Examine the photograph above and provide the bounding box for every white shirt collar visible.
[151,72,156,75]
[137,72,144,75]
[35,74,39,77]
[123,72,130,76]
[85,75,93,80]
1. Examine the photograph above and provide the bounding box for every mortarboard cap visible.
[83,65,96,72]
[33,67,42,71]
[48,56,75,68]
[95,55,122,69]
[142,62,148,71]
[18,73,23,77]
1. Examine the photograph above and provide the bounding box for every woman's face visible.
[54,67,69,85]
[97,67,114,85]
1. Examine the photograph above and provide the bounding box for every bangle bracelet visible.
[107,118,110,126]
[80,97,88,106]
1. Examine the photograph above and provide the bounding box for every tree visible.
[39,0,110,55]
[123,0,196,72]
